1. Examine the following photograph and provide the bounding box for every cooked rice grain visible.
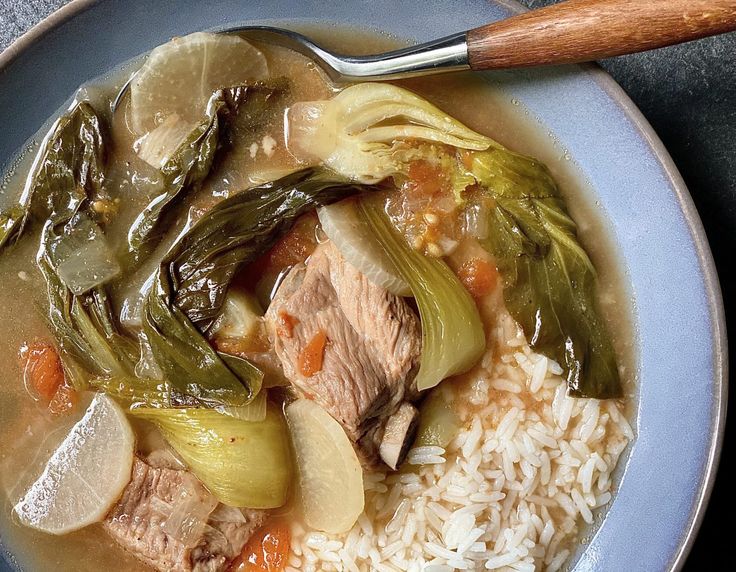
[291,309,631,571]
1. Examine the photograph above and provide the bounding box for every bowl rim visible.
[0,1,727,570]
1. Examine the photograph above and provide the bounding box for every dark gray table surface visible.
[1,0,732,569]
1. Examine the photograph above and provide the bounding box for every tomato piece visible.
[457,258,498,299]
[229,520,291,572]
[297,330,327,377]
[19,341,66,402]
[237,213,319,291]
[406,160,444,198]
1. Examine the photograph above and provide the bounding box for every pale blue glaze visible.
[0,1,725,571]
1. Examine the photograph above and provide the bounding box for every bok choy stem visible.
[359,197,485,391]
[132,405,292,508]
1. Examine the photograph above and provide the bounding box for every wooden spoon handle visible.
[467,0,736,70]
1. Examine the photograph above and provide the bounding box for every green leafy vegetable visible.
[360,196,485,391]
[140,167,375,407]
[142,274,263,407]
[1,102,106,251]
[471,149,622,398]
[40,259,136,389]
[89,376,176,408]
[126,83,286,265]
[162,167,376,330]
[132,405,292,508]
[1,101,115,290]
[414,390,460,449]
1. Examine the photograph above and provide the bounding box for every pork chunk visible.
[104,458,266,572]
[265,242,421,468]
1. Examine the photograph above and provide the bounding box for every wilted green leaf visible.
[471,149,622,399]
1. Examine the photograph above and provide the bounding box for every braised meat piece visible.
[265,241,421,468]
[104,457,266,572]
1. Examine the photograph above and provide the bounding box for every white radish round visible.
[129,32,268,136]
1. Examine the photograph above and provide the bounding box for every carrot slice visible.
[229,520,291,572]
[276,310,300,339]
[297,331,327,377]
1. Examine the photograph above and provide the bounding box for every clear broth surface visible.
[0,25,635,571]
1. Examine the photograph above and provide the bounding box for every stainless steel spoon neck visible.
[322,32,470,81]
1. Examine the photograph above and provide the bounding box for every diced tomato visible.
[457,258,498,299]
[229,520,291,572]
[19,341,77,416]
[237,213,319,291]
[297,330,327,377]
[406,160,445,198]
[19,341,65,402]
[276,310,299,339]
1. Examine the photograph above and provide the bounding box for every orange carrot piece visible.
[457,257,498,299]
[297,330,327,377]
[229,520,291,572]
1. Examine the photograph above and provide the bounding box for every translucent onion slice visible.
[14,394,135,534]
[285,399,364,534]
[317,200,411,296]
[129,32,268,135]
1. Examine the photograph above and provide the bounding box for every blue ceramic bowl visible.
[0,1,726,570]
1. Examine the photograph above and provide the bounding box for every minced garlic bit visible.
[426,242,443,258]
[249,142,259,159]
[91,199,117,215]
[17,271,29,281]
[262,135,277,158]
[423,212,439,226]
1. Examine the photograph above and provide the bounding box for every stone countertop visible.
[1,0,733,569]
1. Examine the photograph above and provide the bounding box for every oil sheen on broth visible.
[0,26,634,571]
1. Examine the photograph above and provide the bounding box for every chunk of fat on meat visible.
[265,241,421,468]
[104,457,266,572]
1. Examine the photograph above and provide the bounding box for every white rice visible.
[289,310,632,571]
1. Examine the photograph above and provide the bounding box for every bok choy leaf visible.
[470,149,622,399]
[141,167,376,406]
[161,167,376,330]
[126,83,285,265]
[39,258,137,389]
[287,83,492,184]
[359,197,485,391]
[1,102,105,252]
[132,405,292,508]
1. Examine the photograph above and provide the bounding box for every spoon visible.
[235,0,736,81]
[114,0,736,108]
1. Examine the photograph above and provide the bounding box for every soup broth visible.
[0,26,634,572]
